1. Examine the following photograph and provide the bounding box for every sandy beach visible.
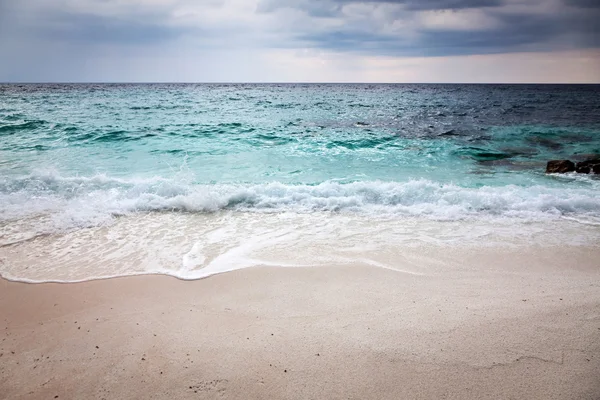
[1,244,599,399]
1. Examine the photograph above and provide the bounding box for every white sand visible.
[1,244,599,399]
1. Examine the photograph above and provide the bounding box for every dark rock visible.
[546,160,575,173]
[577,165,591,173]
[575,159,600,174]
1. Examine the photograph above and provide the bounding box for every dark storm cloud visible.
[257,0,502,19]
[1,0,599,83]
[6,0,599,57]
[563,0,600,8]
[300,17,561,57]
[329,0,503,10]
[259,0,502,13]
[413,16,563,56]
[261,0,600,57]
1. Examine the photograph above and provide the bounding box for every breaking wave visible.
[2,171,600,233]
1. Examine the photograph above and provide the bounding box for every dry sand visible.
[1,244,599,399]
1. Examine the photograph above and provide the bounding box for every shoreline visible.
[2,244,600,399]
[3,213,600,283]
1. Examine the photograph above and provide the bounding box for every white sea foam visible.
[0,172,600,282]
[2,211,599,283]
[2,171,600,283]
[2,171,600,238]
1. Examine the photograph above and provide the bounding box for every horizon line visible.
[2,81,600,85]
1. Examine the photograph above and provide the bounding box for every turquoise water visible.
[2,84,599,184]
[2,84,600,224]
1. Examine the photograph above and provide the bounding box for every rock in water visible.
[546,160,575,173]
[575,159,600,174]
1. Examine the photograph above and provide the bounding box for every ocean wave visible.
[0,120,47,134]
[1,171,600,232]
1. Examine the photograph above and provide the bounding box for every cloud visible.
[40,13,187,46]
[0,0,598,82]
[259,0,503,15]
[342,0,502,9]
[260,0,600,57]
[563,0,600,8]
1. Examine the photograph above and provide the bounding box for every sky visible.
[0,0,599,82]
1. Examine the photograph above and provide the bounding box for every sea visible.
[1,83,599,282]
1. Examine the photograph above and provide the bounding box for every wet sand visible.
[1,245,600,399]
